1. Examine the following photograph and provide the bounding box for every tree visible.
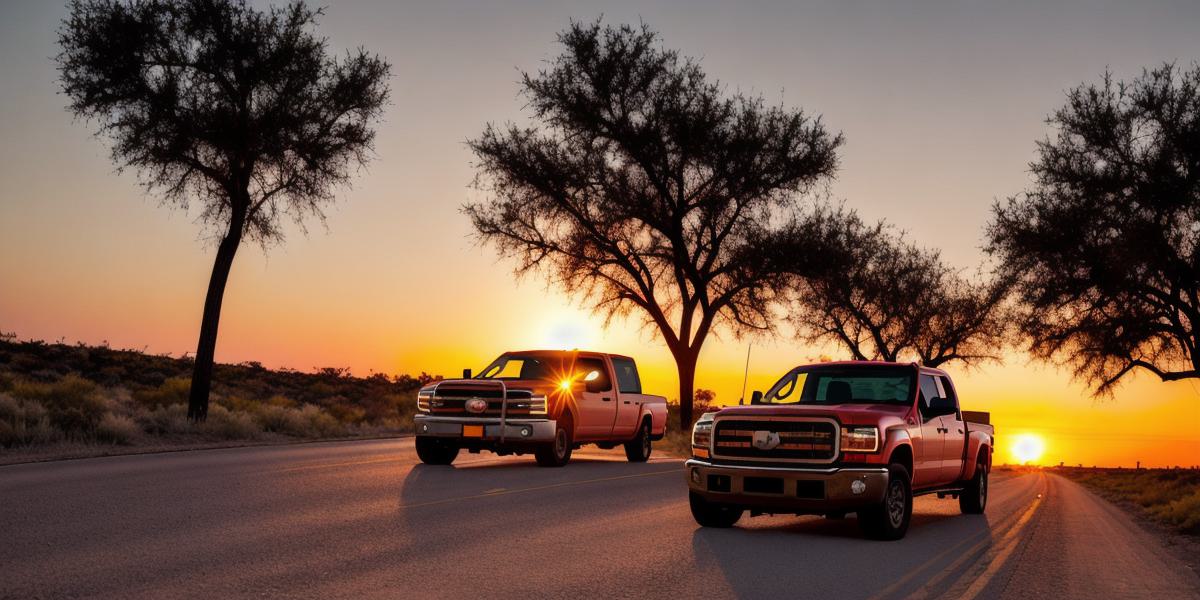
[790,209,1009,367]
[467,21,841,425]
[989,64,1200,395]
[57,0,390,420]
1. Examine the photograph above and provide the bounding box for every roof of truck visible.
[800,360,951,377]
[502,349,636,362]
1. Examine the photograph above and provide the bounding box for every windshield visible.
[763,365,915,405]
[478,354,556,380]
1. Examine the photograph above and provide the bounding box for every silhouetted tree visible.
[791,210,1009,367]
[989,64,1200,395]
[57,0,390,420]
[467,21,841,425]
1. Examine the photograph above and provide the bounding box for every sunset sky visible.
[2,0,1199,467]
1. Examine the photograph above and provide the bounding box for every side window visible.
[612,358,642,394]
[938,376,960,420]
[577,357,612,392]
[918,374,941,420]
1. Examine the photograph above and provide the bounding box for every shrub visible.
[11,375,108,435]
[254,403,307,434]
[96,413,141,445]
[298,404,343,438]
[133,377,190,408]
[139,403,189,435]
[199,405,260,440]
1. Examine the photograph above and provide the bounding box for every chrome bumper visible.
[413,414,556,443]
[685,459,889,512]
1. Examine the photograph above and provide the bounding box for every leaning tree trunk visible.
[675,351,698,429]
[187,206,247,422]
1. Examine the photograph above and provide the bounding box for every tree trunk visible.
[675,351,698,429]
[187,208,246,422]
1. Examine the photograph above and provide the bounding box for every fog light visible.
[850,479,867,495]
[420,424,428,433]
[691,468,702,485]
[521,427,531,437]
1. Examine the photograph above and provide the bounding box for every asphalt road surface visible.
[2,438,1197,599]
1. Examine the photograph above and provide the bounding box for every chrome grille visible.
[712,418,837,462]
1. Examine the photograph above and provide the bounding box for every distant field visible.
[1055,467,1200,536]
[0,334,425,462]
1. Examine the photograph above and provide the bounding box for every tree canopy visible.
[57,0,390,419]
[467,21,841,423]
[989,64,1200,394]
[790,209,1009,368]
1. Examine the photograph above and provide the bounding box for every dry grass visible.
[1058,467,1200,536]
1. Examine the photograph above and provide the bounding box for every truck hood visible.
[425,378,556,394]
[713,403,912,426]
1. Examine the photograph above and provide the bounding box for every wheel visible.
[535,412,573,467]
[689,491,743,528]
[859,463,912,540]
[415,436,459,465]
[960,457,989,514]
[624,421,652,462]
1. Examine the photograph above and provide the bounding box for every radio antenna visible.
[739,344,752,405]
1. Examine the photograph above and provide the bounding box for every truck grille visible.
[430,387,537,417]
[712,418,837,462]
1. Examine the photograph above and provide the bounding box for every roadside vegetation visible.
[0,334,426,461]
[1057,467,1200,536]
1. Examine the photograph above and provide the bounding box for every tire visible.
[415,436,459,465]
[535,412,573,467]
[624,421,652,463]
[859,463,912,540]
[960,456,989,514]
[689,491,743,528]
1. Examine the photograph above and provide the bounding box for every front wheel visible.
[689,491,742,528]
[960,458,989,514]
[415,437,459,465]
[535,413,573,467]
[624,422,652,462]
[859,463,912,540]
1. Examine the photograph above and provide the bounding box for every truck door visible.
[610,357,643,439]
[574,356,617,441]
[937,376,967,482]
[913,374,946,488]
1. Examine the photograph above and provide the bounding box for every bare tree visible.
[57,0,390,419]
[467,21,841,425]
[790,210,1008,368]
[989,64,1200,395]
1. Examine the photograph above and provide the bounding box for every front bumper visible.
[413,414,556,444]
[685,459,889,513]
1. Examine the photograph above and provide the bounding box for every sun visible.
[1010,433,1046,465]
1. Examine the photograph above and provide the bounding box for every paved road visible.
[1,438,1197,599]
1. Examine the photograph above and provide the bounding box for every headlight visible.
[417,388,433,412]
[692,419,714,455]
[528,394,547,414]
[840,426,880,452]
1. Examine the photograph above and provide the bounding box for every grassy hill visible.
[0,333,427,459]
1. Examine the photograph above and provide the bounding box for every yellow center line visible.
[956,477,1047,599]
[271,456,407,473]
[397,468,680,509]
[866,473,1045,600]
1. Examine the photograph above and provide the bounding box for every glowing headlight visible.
[840,426,880,452]
[529,394,547,414]
[416,388,434,412]
[691,418,714,454]
[558,379,572,392]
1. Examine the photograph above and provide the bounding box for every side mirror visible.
[584,370,606,393]
[750,390,763,405]
[462,368,472,379]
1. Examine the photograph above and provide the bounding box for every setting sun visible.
[1010,433,1047,465]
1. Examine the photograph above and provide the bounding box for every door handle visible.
[937,427,948,433]
[623,400,631,404]
[958,428,963,434]
[601,397,612,402]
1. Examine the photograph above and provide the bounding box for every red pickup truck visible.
[686,361,993,540]
[413,350,668,467]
